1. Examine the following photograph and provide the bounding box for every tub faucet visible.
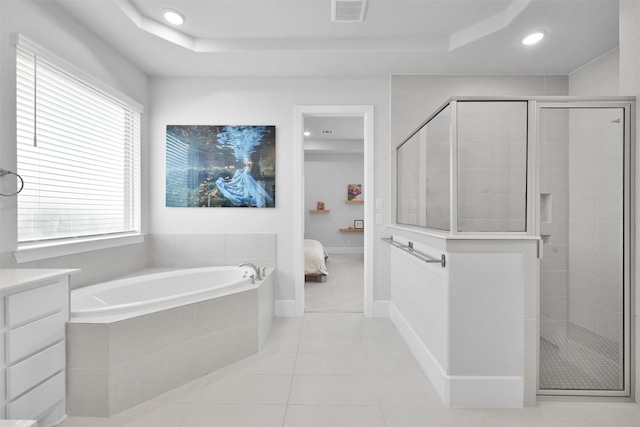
[238,262,262,281]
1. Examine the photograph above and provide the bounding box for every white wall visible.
[391,75,568,149]
[0,0,150,286]
[569,49,620,96]
[304,152,364,250]
[149,76,390,302]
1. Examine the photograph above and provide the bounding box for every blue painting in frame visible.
[166,125,276,207]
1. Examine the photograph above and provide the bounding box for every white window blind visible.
[16,40,141,243]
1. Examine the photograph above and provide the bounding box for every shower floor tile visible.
[539,320,622,391]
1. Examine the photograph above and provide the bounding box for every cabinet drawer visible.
[7,341,65,400]
[6,279,68,327]
[6,311,65,363]
[6,370,65,420]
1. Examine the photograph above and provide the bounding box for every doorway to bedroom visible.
[303,116,365,312]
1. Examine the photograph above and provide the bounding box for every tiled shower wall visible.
[398,101,529,232]
[539,107,624,345]
[540,109,570,322]
[568,110,624,343]
[456,101,528,232]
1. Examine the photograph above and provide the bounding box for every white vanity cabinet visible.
[0,269,77,427]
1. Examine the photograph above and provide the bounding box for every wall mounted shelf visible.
[339,228,364,232]
[345,200,363,204]
[309,210,330,213]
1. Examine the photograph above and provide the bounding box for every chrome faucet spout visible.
[238,262,262,281]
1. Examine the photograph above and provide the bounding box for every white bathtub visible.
[67,266,275,417]
[70,266,254,319]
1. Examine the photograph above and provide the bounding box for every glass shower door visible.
[538,105,630,396]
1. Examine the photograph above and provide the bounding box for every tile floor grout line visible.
[280,315,305,426]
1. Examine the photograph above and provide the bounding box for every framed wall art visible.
[347,184,362,201]
[166,125,276,208]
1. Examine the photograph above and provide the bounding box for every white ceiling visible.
[304,116,364,154]
[52,0,619,78]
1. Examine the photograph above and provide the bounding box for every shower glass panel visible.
[457,101,528,232]
[397,104,450,230]
[538,107,626,393]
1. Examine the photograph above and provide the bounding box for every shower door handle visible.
[537,239,543,259]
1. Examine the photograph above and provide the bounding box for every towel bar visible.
[381,236,446,267]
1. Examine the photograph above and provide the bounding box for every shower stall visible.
[396,96,635,399]
[537,103,632,397]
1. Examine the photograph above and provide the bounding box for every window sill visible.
[14,233,146,264]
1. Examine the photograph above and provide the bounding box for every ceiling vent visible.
[332,0,368,23]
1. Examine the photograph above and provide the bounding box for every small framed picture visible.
[354,220,364,229]
[347,184,362,201]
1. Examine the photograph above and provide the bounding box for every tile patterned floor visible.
[540,320,622,390]
[58,313,639,427]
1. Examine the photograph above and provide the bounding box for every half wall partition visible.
[394,96,634,402]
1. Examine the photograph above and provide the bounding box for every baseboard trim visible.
[390,302,449,404]
[389,302,523,407]
[447,375,524,407]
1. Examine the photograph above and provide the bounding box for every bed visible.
[304,239,329,282]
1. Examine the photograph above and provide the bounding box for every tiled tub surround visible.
[66,268,275,417]
[148,233,276,269]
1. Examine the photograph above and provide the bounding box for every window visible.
[15,37,141,243]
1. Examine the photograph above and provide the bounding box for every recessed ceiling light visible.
[163,9,185,25]
[304,131,311,137]
[522,32,545,45]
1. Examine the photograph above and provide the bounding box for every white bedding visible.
[304,239,329,275]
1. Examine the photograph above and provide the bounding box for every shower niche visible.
[395,96,635,399]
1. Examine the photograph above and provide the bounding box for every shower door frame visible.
[532,99,635,399]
